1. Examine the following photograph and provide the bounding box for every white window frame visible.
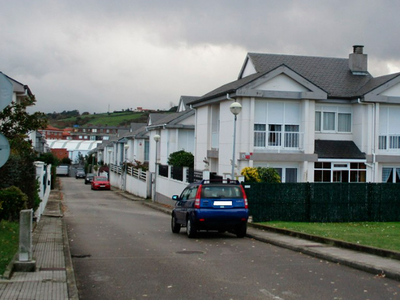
[314,160,366,182]
[254,101,301,149]
[315,105,352,133]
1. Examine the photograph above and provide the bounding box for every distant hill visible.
[46,110,152,128]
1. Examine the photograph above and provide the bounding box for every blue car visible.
[171,180,249,238]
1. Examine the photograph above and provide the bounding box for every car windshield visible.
[95,176,108,181]
[201,186,243,198]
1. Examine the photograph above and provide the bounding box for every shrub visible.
[0,186,28,222]
[241,167,281,183]
[241,167,261,182]
[167,150,194,168]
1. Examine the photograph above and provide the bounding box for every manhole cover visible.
[176,250,204,255]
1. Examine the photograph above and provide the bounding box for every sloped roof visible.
[246,53,373,98]
[147,110,195,130]
[180,96,200,110]
[315,140,365,159]
[358,72,400,95]
[190,51,386,105]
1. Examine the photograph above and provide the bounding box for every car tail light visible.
[240,185,248,209]
[194,185,202,208]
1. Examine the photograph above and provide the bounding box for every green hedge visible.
[245,182,400,222]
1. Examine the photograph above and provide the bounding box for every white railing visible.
[254,131,304,150]
[127,165,147,181]
[379,134,400,150]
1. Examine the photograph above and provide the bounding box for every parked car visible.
[84,173,95,184]
[171,180,249,238]
[91,176,111,190]
[75,169,86,179]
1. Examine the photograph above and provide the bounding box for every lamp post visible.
[123,144,129,191]
[230,101,242,180]
[153,134,161,202]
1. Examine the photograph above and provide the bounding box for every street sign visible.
[0,133,10,168]
[0,73,13,111]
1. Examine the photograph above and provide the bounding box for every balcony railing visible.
[254,131,304,150]
[379,134,400,150]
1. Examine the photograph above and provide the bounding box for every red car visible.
[91,176,111,190]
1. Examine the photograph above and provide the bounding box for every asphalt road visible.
[62,177,400,299]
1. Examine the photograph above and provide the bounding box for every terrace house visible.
[189,45,400,183]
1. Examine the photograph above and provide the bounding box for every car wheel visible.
[171,214,181,234]
[186,217,197,238]
[236,223,247,238]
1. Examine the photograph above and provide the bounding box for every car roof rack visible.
[200,179,240,185]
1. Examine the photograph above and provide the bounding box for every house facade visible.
[189,45,400,183]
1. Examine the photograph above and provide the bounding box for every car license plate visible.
[100,185,105,188]
[214,201,232,206]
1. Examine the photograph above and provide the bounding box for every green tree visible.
[0,94,48,211]
[257,167,281,183]
[167,150,194,168]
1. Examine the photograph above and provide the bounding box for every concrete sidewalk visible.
[0,190,78,300]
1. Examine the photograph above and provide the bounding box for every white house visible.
[188,45,400,183]
[146,96,198,172]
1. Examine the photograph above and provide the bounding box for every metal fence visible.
[244,182,400,222]
[158,165,203,183]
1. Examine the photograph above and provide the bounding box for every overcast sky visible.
[2,0,400,114]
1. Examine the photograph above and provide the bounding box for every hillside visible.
[46,110,152,128]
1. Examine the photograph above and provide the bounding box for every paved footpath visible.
[0,190,78,300]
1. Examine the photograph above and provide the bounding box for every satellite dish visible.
[0,133,10,168]
[0,73,13,111]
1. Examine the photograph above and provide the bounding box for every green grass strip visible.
[260,222,400,252]
[0,221,19,275]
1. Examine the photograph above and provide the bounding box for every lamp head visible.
[230,102,242,116]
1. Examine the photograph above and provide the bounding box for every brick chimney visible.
[349,45,368,75]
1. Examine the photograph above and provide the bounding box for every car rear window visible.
[201,186,243,199]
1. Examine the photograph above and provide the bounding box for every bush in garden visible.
[241,167,281,183]
[167,150,194,168]
[0,186,28,222]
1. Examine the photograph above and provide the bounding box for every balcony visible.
[379,134,400,151]
[254,131,304,151]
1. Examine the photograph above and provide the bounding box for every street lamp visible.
[153,134,161,202]
[230,101,242,180]
[123,144,129,191]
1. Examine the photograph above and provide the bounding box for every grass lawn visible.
[260,222,400,252]
[0,221,19,276]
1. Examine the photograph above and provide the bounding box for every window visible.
[315,105,352,133]
[314,162,366,182]
[284,125,299,147]
[92,129,97,133]
[254,101,301,149]
[254,124,299,148]
[211,105,220,149]
[382,167,400,183]
[144,141,150,161]
[268,124,281,146]
[379,106,400,150]
[254,124,266,147]
[274,167,298,183]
